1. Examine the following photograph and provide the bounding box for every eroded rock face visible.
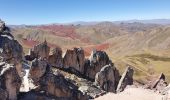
[0,20,5,32]
[32,40,50,59]
[0,20,23,78]
[39,72,89,100]
[27,56,89,99]
[0,63,21,100]
[29,58,48,85]
[0,88,8,100]
[63,48,85,74]
[145,73,168,93]
[95,64,120,92]
[0,21,23,63]
[116,66,134,92]
[48,47,63,68]
[84,50,112,80]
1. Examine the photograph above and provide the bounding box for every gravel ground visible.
[95,87,168,100]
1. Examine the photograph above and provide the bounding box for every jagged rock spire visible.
[44,38,47,45]
[0,19,5,32]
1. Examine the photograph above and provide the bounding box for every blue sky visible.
[0,0,170,25]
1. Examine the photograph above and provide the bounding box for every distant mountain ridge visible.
[7,19,170,27]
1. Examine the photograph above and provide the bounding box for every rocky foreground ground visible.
[0,19,170,100]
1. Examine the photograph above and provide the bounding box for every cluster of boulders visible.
[0,19,136,100]
[25,37,135,95]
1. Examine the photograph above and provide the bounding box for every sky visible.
[0,0,170,25]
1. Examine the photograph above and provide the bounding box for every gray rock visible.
[0,63,21,100]
[32,40,50,59]
[95,64,120,92]
[84,50,112,80]
[48,47,63,68]
[116,66,134,92]
[0,88,8,100]
[0,20,23,78]
[39,72,89,100]
[79,85,106,99]
[145,73,168,93]
[63,48,85,74]
[29,58,48,85]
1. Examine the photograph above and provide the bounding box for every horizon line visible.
[5,18,170,26]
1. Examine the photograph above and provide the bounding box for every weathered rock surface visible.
[29,58,48,85]
[0,20,23,78]
[116,66,134,92]
[79,85,106,99]
[27,57,90,100]
[0,63,21,100]
[0,20,23,63]
[32,40,50,59]
[48,47,63,68]
[63,48,85,74]
[0,88,8,100]
[84,50,112,80]
[38,71,89,100]
[95,64,120,92]
[145,73,168,93]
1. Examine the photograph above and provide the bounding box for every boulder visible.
[0,63,21,100]
[116,66,134,92]
[32,40,50,59]
[95,64,120,92]
[84,50,112,80]
[39,72,89,100]
[48,47,63,68]
[29,58,48,85]
[63,48,85,74]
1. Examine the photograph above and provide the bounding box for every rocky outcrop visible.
[28,57,89,100]
[0,63,21,100]
[0,20,23,78]
[63,48,85,74]
[116,66,134,92]
[48,47,63,68]
[38,71,89,100]
[145,73,168,93]
[84,50,112,80]
[29,58,48,85]
[0,20,23,63]
[0,20,5,32]
[0,88,8,100]
[31,40,50,59]
[95,64,120,92]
